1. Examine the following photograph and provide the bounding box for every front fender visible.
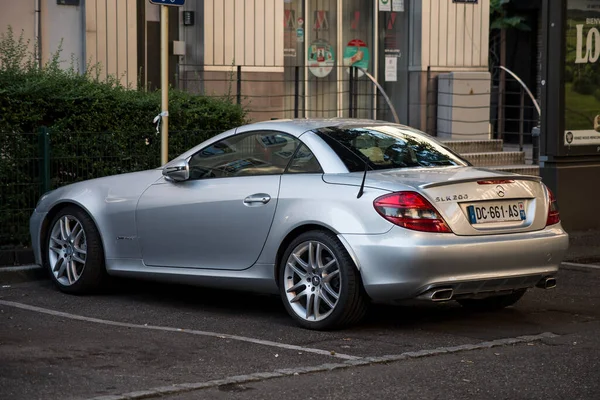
[33,170,163,260]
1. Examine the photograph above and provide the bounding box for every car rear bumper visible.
[339,225,569,303]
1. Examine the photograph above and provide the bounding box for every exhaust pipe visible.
[536,277,557,290]
[418,288,454,302]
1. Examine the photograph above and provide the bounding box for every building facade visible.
[178,0,492,132]
[0,0,138,86]
[2,0,491,133]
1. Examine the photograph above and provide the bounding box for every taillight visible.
[373,192,452,233]
[546,186,560,226]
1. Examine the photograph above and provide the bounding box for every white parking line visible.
[562,262,600,270]
[87,332,559,400]
[0,300,360,361]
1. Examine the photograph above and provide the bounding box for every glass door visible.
[283,0,306,118]
[305,0,338,118]
[340,0,375,119]
[283,0,377,119]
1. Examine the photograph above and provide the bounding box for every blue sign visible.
[149,0,185,6]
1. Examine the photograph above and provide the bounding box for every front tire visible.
[279,230,368,330]
[45,206,107,294]
[456,289,526,311]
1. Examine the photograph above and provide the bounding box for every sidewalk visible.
[564,229,600,264]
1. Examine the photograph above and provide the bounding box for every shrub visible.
[0,27,247,249]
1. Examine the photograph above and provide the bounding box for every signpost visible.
[149,0,185,6]
[540,0,600,231]
[149,0,185,165]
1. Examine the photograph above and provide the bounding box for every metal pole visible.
[160,5,169,166]
[426,66,431,133]
[532,126,540,165]
[355,66,400,125]
[519,87,525,152]
[498,29,507,140]
[353,67,358,117]
[499,66,541,117]
[349,67,354,118]
[39,126,50,194]
[294,66,299,118]
[236,65,242,105]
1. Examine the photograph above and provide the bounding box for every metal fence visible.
[424,66,541,163]
[176,64,388,121]
[0,129,220,266]
[178,64,541,162]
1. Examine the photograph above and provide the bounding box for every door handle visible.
[243,194,271,205]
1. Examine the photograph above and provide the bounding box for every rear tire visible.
[279,230,368,330]
[45,206,107,294]
[457,289,526,311]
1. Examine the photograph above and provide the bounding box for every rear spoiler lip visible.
[419,174,542,189]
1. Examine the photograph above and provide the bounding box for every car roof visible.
[236,118,410,137]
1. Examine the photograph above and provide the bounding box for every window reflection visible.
[315,126,469,172]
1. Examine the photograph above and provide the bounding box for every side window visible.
[286,144,323,174]
[188,131,300,180]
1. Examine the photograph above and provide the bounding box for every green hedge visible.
[0,28,247,250]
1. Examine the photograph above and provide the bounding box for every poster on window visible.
[307,39,335,78]
[343,39,370,77]
[392,0,404,12]
[379,0,391,12]
[385,56,397,82]
[564,0,600,146]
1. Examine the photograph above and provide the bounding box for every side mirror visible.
[163,159,190,182]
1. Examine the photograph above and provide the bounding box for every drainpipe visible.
[81,0,86,73]
[34,0,42,68]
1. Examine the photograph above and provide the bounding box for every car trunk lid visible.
[323,166,549,236]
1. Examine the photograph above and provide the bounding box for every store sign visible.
[379,0,391,12]
[564,0,600,146]
[149,0,185,6]
[392,0,404,12]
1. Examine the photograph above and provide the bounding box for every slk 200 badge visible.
[435,194,469,202]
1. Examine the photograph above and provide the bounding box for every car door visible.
[136,130,301,270]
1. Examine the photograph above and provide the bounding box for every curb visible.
[0,265,46,285]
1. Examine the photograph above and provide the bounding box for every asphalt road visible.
[1,263,599,400]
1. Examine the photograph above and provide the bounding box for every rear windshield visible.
[314,125,468,172]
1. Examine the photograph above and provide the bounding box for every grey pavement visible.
[165,330,600,400]
[564,229,600,264]
[1,260,599,400]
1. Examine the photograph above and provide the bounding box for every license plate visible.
[466,201,526,224]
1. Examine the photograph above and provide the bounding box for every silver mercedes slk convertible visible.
[30,119,569,330]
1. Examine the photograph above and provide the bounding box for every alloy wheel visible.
[48,215,87,286]
[283,240,341,322]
